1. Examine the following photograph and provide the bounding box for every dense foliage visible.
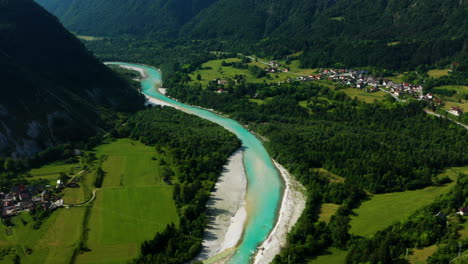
[166,77,468,262]
[37,0,467,70]
[168,81,467,193]
[115,107,240,263]
[0,0,143,157]
[346,173,468,264]
[36,0,218,38]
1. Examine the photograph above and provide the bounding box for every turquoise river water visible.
[108,62,282,263]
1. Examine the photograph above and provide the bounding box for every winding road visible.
[64,188,99,207]
[424,109,468,130]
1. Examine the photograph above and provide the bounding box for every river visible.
[107,62,283,263]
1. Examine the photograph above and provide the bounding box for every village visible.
[263,60,465,116]
[0,179,74,218]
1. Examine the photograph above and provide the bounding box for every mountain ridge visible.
[36,0,468,69]
[0,0,144,157]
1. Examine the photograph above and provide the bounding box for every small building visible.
[217,80,228,85]
[457,207,468,216]
[448,106,464,116]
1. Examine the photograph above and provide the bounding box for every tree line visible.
[112,107,240,264]
[165,74,468,262]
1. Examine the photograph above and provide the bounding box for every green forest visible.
[115,107,240,263]
[165,72,468,263]
[2,0,467,263]
[37,0,468,70]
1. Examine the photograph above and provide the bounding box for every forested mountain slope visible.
[36,0,467,68]
[0,0,143,157]
[35,0,218,37]
[184,0,468,68]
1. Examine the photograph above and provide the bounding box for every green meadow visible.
[350,167,467,238]
[0,208,85,264]
[427,69,449,78]
[29,162,81,185]
[340,88,386,103]
[431,85,468,112]
[0,138,178,264]
[318,203,340,223]
[307,247,347,264]
[76,138,179,264]
[188,57,300,87]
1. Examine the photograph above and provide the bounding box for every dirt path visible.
[64,189,99,207]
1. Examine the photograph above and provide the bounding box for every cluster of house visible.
[296,68,425,98]
[1,185,63,217]
[266,60,290,73]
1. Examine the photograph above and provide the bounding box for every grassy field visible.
[444,100,468,112]
[459,219,468,239]
[0,208,85,264]
[388,73,406,83]
[188,57,301,87]
[314,168,344,183]
[350,167,467,238]
[29,162,81,185]
[284,60,318,75]
[427,69,449,78]
[409,245,438,264]
[341,88,386,103]
[307,247,347,264]
[432,85,468,112]
[0,138,179,264]
[318,203,340,223]
[249,98,267,105]
[76,138,179,264]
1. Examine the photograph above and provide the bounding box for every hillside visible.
[0,0,144,157]
[35,0,218,38]
[36,0,468,69]
[183,0,468,68]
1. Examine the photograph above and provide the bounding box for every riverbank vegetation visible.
[113,107,240,264]
[0,106,239,264]
[164,69,468,263]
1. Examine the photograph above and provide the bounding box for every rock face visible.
[0,0,144,157]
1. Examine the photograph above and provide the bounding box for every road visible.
[64,188,99,207]
[378,88,401,102]
[66,170,85,185]
[424,110,468,130]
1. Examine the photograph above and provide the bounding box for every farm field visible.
[432,85,468,112]
[409,245,438,264]
[307,247,347,264]
[387,73,406,83]
[341,88,386,103]
[76,138,179,264]
[0,208,85,264]
[284,60,318,75]
[318,203,340,223]
[29,162,81,185]
[350,167,467,238]
[427,69,449,78]
[0,138,179,264]
[188,57,299,87]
